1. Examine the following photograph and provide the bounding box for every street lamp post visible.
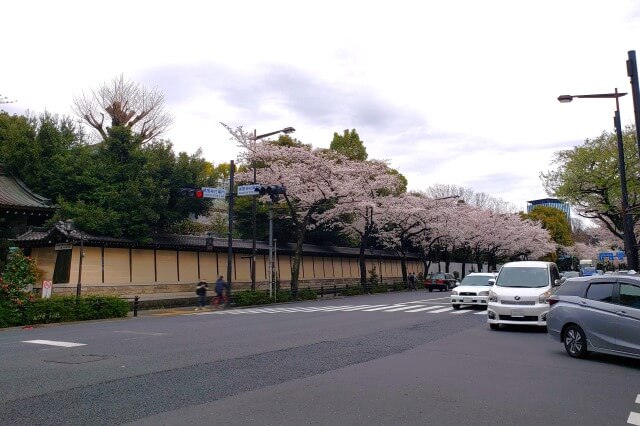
[558,90,639,271]
[250,127,295,291]
[63,219,84,297]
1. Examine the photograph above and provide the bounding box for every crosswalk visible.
[189,303,488,317]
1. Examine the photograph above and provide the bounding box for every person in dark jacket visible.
[195,280,209,310]
[213,276,228,309]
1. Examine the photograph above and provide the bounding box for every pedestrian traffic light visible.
[257,185,286,202]
[178,188,204,198]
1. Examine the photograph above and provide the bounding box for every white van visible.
[487,261,562,330]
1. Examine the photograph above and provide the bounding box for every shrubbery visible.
[297,288,317,300]
[342,285,364,296]
[233,290,272,306]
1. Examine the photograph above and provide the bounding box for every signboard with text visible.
[237,184,261,196]
[201,187,226,199]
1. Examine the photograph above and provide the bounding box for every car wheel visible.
[452,304,460,309]
[489,324,500,330]
[428,288,433,292]
[563,325,589,359]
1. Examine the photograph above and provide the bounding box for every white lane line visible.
[23,340,86,348]
[429,307,454,313]
[384,305,426,312]
[338,305,381,311]
[450,309,475,314]
[405,305,445,313]
[628,411,640,426]
[474,311,488,315]
[362,304,407,312]
[636,394,640,404]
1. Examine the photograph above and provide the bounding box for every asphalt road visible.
[1,290,639,425]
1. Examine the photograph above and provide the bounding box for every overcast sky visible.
[3,0,640,209]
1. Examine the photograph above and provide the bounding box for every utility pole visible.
[226,160,235,308]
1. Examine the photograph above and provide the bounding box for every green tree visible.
[330,129,368,161]
[541,127,640,244]
[521,206,574,246]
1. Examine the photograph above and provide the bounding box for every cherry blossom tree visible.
[226,125,398,293]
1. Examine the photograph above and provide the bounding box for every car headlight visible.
[538,290,551,304]
[488,290,498,302]
[451,290,458,295]
[479,291,489,296]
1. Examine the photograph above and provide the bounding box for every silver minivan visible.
[547,275,640,360]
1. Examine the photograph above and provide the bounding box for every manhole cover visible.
[44,354,109,364]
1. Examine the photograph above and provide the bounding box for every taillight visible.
[436,279,444,284]
[548,296,559,306]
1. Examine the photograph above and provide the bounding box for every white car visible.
[487,261,562,330]
[450,272,496,309]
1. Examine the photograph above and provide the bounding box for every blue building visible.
[527,198,571,222]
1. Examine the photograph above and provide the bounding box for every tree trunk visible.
[444,250,451,273]
[359,238,367,289]
[290,228,305,297]
[401,254,407,283]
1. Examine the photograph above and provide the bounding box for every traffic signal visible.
[178,188,204,199]
[257,185,286,202]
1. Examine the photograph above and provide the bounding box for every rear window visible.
[554,280,588,297]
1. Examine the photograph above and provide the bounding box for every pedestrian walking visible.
[195,280,209,310]
[408,272,417,291]
[213,275,228,309]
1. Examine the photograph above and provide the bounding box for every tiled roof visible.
[0,173,54,210]
[15,222,419,259]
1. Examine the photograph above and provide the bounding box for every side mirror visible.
[488,278,496,285]
[553,278,564,287]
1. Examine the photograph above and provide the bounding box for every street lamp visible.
[557,89,639,271]
[249,127,295,291]
[63,219,84,297]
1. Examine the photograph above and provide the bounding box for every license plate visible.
[511,310,525,317]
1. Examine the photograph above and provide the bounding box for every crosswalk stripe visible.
[635,394,640,404]
[384,305,426,312]
[362,304,408,312]
[451,309,474,314]
[474,311,487,315]
[628,412,640,426]
[339,305,381,311]
[429,307,454,313]
[405,305,444,313]
[23,340,86,347]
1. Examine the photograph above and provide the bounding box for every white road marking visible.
[429,307,455,313]
[362,304,408,312]
[450,309,474,314]
[636,394,640,404]
[339,305,382,311]
[628,411,640,426]
[23,340,86,348]
[405,305,445,313]
[474,311,488,315]
[384,305,426,312]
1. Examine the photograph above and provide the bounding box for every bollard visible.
[333,284,337,297]
[320,284,324,298]
[133,295,139,317]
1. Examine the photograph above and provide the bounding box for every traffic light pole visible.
[226,160,235,308]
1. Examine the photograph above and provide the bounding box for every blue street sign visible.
[201,187,226,199]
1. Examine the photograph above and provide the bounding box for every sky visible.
[2,0,640,210]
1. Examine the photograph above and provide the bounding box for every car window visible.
[585,283,614,303]
[619,283,640,308]
[496,267,549,288]
[460,275,493,286]
[554,280,588,296]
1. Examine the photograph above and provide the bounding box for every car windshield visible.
[429,273,446,279]
[496,267,549,288]
[460,275,493,286]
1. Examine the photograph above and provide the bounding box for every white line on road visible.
[405,305,444,313]
[450,309,475,314]
[362,304,408,312]
[628,411,640,426]
[429,307,455,313]
[474,311,487,315]
[22,340,86,348]
[636,394,640,404]
[384,305,427,312]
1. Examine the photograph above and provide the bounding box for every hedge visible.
[0,295,129,328]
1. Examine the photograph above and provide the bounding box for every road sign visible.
[201,187,226,199]
[237,184,261,196]
[42,280,52,299]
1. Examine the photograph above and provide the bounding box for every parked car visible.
[487,261,563,330]
[547,275,640,360]
[450,272,496,309]
[561,271,580,279]
[424,272,458,292]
